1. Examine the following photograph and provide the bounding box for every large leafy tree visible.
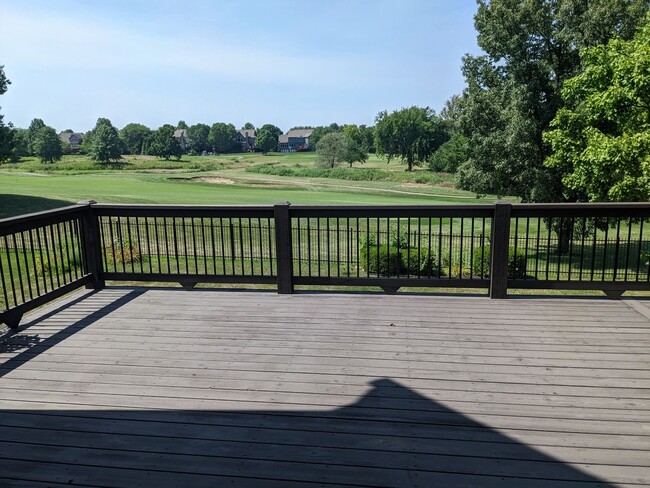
[87,118,123,163]
[544,15,650,202]
[255,124,282,154]
[32,126,63,163]
[187,123,210,154]
[0,66,14,163]
[120,123,152,155]
[208,122,237,154]
[457,0,648,202]
[316,132,349,168]
[149,124,183,160]
[27,118,46,156]
[342,124,369,167]
[374,106,448,171]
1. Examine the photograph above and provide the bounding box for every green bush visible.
[360,244,403,275]
[471,246,527,279]
[34,244,82,276]
[360,242,439,276]
[106,238,141,265]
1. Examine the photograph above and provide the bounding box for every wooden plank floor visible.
[1,288,650,487]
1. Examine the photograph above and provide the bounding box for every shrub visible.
[360,244,403,275]
[107,238,141,265]
[402,249,438,276]
[34,244,82,276]
[471,246,527,279]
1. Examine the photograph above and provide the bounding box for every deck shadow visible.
[0,378,621,487]
[0,289,144,379]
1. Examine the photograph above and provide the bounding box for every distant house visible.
[278,129,314,152]
[59,132,84,150]
[236,129,256,152]
[173,129,190,151]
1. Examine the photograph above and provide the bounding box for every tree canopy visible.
[87,118,123,163]
[255,124,282,154]
[544,14,650,202]
[208,123,238,154]
[187,123,210,154]
[149,124,183,160]
[32,126,63,163]
[456,0,648,202]
[316,132,349,169]
[0,66,14,163]
[374,106,448,171]
[342,124,369,167]
[120,123,152,155]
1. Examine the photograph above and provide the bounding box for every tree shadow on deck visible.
[0,378,623,487]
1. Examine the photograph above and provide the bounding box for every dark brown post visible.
[489,201,511,299]
[274,201,293,294]
[79,200,105,289]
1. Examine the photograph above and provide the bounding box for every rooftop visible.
[1,288,649,486]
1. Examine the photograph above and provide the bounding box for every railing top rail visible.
[511,202,650,218]
[0,203,89,236]
[289,204,496,218]
[92,203,275,218]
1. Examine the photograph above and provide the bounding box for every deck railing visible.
[2,200,649,327]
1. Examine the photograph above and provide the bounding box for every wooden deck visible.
[1,289,650,487]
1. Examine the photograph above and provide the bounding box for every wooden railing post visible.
[79,200,105,289]
[274,201,294,294]
[489,201,511,299]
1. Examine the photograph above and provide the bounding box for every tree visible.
[27,118,45,155]
[149,124,183,160]
[32,126,63,163]
[187,123,210,154]
[429,134,469,173]
[457,0,648,202]
[316,132,349,168]
[374,106,449,171]
[208,122,238,154]
[87,118,122,163]
[120,123,152,155]
[12,128,30,159]
[310,125,338,148]
[342,124,369,167]
[255,124,282,154]
[242,122,255,130]
[544,14,650,202]
[176,120,188,129]
[0,66,13,163]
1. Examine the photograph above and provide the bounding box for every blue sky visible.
[0,0,481,132]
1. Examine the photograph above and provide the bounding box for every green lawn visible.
[0,153,501,219]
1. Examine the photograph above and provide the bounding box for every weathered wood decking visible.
[1,288,650,487]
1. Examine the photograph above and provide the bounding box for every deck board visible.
[1,288,649,487]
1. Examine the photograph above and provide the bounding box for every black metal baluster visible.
[134,217,143,274]
[218,217,226,274]
[567,218,575,280]
[210,218,218,275]
[603,218,610,281]
[326,218,331,277]
[267,217,274,275]
[624,217,633,281]
[579,217,586,281]
[4,235,18,306]
[590,218,597,281]
[545,218,552,280]
[59,223,72,284]
[125,217,135,274]
[448,218,453,278]
[28,228,40,296]
[336,218,340,277]
[317,219,322,276]
[459,218,464,279]
[35,227,49,293]
[612,217,622,281]
[191,218,199,274]
[0,241,10,309]
[438,218,443,278]
[248,218,254,275]
[20,231,33,300]
[12,233,26,303]
[535,218,541,279]
[48,224,61,287]
[238,218,245,275]
[636,219,644,281]
[143,217,152,273]
[257,218,264,276]
[306,218,312,276]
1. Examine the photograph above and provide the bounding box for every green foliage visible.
[471,246,527,279]
[316,132,349,168]
[120,123,152,155]
[27,118,45,156]
[187,123,210,154]
[149,124,183,160]
[34,243,82,276]
[11,128,29,159]
[544,14,650,202]
[374,106,449,171]
[342,125,369,167]
[242,122,255,130]
[176,120,188,129]
[458,0,648,203]
[429,133,469,173]
[107,237,141,265]
[88,120,123,163]
[32,126,63,163]
[208,122,238,154]
[256,125,280,154]
[0,65,14,164]
[360,240,438,276]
